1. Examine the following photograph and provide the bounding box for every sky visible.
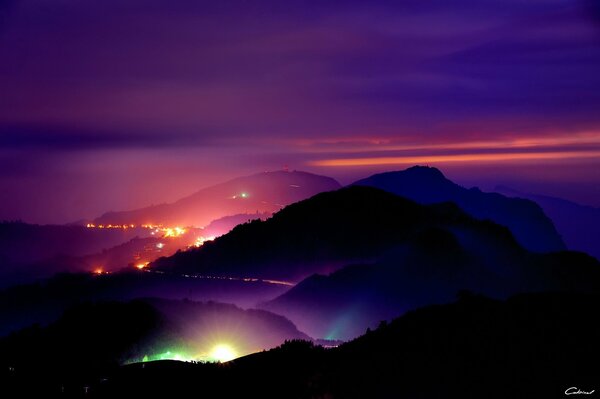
[1,0,599,223]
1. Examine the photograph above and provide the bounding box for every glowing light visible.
[136,262,149,270]
[209,344,237,362]
[85,223,137,230]
[93,268,104,275]
[139,350,193,363]
[163,226,186,238]
[240,192,248,198]
[193,236,216,248]
[156,242,164,249]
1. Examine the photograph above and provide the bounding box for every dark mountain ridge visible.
[151,186,493,282]
[353,166,565,253]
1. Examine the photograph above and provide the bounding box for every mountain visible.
[94,171,341,227]
[7,292,598,398]
[149,184,599,339]
[262,227,599,339]
[0,271,290,337]
[151,185,499,282]
[202,212,271,238]
[353,166,565,253]
[495,185,600,259]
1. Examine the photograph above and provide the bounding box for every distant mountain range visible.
[0,222,149,265]
[149,185,598,339]
[495,185,600,259]
[0,222,155,287]
[94,171,341,227]
[353,166,565,253]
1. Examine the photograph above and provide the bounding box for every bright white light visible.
[210,344,237,362]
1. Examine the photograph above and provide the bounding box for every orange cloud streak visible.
[310,150,600,167]
[298,132,600,154]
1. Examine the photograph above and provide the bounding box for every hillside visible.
[151,186,484,281]
[94,171,341,227]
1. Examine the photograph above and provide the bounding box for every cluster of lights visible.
[230,192,249,199]
[137,343,238,364]
[86,222,189,239]
[192,236,216,248]
[163,226,186,237]
[93,268,109,275]
[86,223,136,229]
[136,261,150,270]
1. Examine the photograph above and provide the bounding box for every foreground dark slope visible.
[19,292,598,399]
[354,166,565,253]
[0,298,311,394]
[152,186,490,281]
[95,170,341,227]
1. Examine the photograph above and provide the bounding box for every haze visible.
[1,0,599,223]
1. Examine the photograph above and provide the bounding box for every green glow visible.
[325,307,361,340]
[240,192,248,198]
[133,349,194,364]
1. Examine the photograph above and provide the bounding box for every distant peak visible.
[357,165,449,183]
[403,165,446,179]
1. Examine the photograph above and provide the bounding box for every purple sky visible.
[1,0,600,223]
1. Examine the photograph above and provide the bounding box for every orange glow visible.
[136,262,150,270]
[93,268,104,275]
[164,226,186,237]
[311,150,600,167]
[85,223,193,239]
[86,223,137,230]
[297,131,600,154]
[193,236,216,248]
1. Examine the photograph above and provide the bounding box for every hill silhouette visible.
[148,184,600,339]
[0,271,289,337]
[5,292,598,398]
[495,185,600,259]
[94,170,340,227]
[353,166,565,253]
[151,185,490,281]
[263,226,599,339]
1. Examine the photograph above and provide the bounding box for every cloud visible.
[0,125,224,150]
